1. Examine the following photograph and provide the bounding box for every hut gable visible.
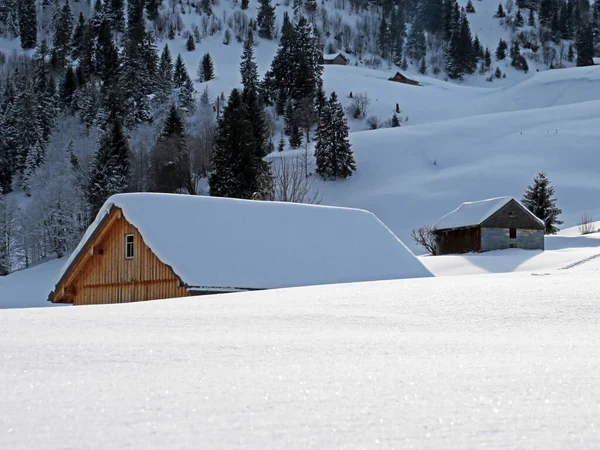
[481,199,545,230]
[50,193,431,305]
[50,207,188,305]
[388,72,420,86]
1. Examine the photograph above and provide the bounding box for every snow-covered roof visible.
[322,52,349,60]
[434,197,544,230]
[54,193,431,292]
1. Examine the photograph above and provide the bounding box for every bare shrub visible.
[366,115,380,129]
[411,226,438,256]
[345,92,370,119]
[578,213,595,235]
[270,156,322,204]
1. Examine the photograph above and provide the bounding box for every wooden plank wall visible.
[72,211,189,305]
[436,226,481,255]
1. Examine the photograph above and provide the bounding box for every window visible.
[125,234,134,259]
[509,211,515,218]
[509,228,517,239]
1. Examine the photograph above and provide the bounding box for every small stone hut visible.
[433,197,545,255]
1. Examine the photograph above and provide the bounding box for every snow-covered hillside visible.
[296,64,600,250]
[2,269,600,448]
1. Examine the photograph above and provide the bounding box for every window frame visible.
[125,234,135,259]
[509,228,517,239]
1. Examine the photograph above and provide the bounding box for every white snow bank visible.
[55,193,431,293]
[2,271,600,448]
[0,259,67,309]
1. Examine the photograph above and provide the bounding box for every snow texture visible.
[54,193,431,292]
[433,196,544,230]
[1,270,600,448]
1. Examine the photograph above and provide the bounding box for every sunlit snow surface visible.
[1,271,599,448]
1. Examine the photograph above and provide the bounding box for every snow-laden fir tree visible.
[522,172,563,234]
[21,140,45,195]
[151,104,192,193]
[186,34,195,51]
[178,77,196,114]
[173,54,189,88]
[87,87,131,215]
[390,4,406,66]
[71,13,86,62]
[315,92,356,180]
[406,13,426,61]
[240,31,271,194]
[52,0,74,69]
[199,53,215,81]
[19,0,37,49]
[257,0,275,39]
[60,66,77,112]
[494,3,506,18]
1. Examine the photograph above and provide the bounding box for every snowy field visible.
[1,270,600,448]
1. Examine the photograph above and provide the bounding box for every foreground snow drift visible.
[1,271,599,448]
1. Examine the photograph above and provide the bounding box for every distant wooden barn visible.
[433,197,545,255]
[49,193,431,306]
[319,53,350,65]
[388,72,420,86]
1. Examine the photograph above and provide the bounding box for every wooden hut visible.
[433,197,545,255]
[49,193,431,305]
[388,72,420,86]
[319,53,350,65]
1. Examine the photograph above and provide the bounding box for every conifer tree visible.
[419,57,427,74]
[241,0,249,9]
[263,12,295,111]
[494,3,506,18]
[173,54,189,88]
[60,66,77,112]
[52,0,74,69]
[120,0,154,127]
[465,0,475,13]
[19,0,37,49]
[240,31,271,191]
[522,172,563,234]
[186,34,195,51]
[514,8,524,27]
[146,0,161,20]
[71,12,86,61]
[257,0,276,39]
[528,8,535,26]
[210,89,260,198]
[576,24,594,67]
[378,16,390,59]
[157,44,174,103]
[496,39,508,60]
[484,47,492,69]
[285,99,302,148]
[390,5,406,65]
[315,92,355,179]
[200,53,215,81]
[391,112,401,127]
[105,0,125,33]
[179,77,196,113]
[87,88,131,215]
[406,15,427,61]
[151,104,192,193]
[22,140,45,195]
